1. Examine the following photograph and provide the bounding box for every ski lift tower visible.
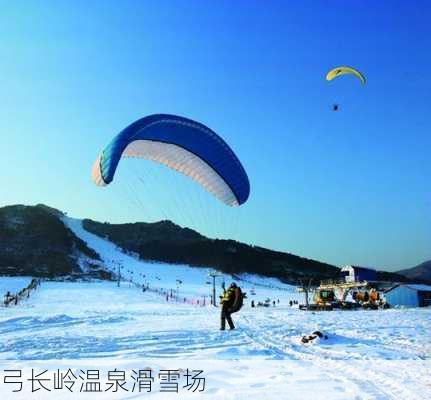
[207,270,224,307]
[297,278,314,309]
[113,260,123,288]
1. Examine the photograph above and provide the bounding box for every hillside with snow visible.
[64,216,301,302]
[2,204,419,286]
[0,277,430,399]
[0,204,340,283]
[0,216,430,399]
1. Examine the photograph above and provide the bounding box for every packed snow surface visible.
[0,279,430,399]
[0,217,429,399]
[1,280,430,361]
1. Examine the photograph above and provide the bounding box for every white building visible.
[340,265,377,283]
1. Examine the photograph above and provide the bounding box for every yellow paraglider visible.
[326,66,366,84]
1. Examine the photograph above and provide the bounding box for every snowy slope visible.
[64,216,302,304]
[0,278,430,399]
[1,279,430,361]
[0,218,430,399]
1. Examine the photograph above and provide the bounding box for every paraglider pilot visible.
[220,282,243,330]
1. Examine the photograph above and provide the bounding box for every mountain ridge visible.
[82,217,340,283]
[0,204,426,284]
[397,260,431,283]
[0,204,108,278]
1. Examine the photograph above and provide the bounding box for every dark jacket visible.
[221,287,242,312]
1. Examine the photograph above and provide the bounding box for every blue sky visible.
[0,1,430,270]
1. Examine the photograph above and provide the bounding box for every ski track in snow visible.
[0,280,429,399]
[0,217,429,399]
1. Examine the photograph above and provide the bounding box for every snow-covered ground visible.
[0,279,430,399]
[0,218,430,399]
[1,280,430,361]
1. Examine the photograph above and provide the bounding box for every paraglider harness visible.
[220,283,247,313]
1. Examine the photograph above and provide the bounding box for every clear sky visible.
[0,0,430,271]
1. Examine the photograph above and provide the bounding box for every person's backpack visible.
[230,287,247,313]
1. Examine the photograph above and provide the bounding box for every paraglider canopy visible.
[92,114,250,207]
[326,66,366,85]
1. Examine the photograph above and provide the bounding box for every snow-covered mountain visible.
[65,214,308,303]
[0,204,339,283]
[1,204,424,286]
[0,204,104,278]
[1,205,430,400]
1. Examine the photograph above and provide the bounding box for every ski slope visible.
[64,216,303,304]
[0,218,430,399]
[0,279,430,399]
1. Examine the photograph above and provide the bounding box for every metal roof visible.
[404,284,431,292]
[386,284,431,293]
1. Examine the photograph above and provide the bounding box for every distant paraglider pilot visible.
[326,66,366,113]
[220,282,245,330]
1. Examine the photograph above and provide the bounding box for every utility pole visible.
[207,271,223,307]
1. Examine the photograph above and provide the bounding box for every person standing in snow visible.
[219,282,244,330]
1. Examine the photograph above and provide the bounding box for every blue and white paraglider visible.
[92,114,250,207]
